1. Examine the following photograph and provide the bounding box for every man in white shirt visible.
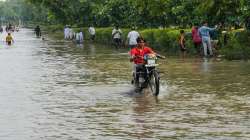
[64,25,69,39]
[112,26,122,47]
[69,26,74,40]
[76,29,84,44]
[88,26,96,41]
[79,30,84,43]
[127,27,140,49]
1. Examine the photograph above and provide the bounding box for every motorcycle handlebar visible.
[131,54,166,60]
[156,54,166,59]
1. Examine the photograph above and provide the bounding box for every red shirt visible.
[130,46,154,64]
[192,27,202,43]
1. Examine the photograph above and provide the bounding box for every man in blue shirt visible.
[199,21,217,57]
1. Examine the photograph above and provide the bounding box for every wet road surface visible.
[0,29,250,140]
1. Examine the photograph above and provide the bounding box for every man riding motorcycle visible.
[130,37,164,88]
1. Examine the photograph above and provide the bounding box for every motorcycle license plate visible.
[147,59,156,65]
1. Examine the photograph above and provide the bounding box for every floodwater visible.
[0,28,250,140]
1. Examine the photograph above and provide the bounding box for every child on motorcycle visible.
[130,37,155,64]
[130,37,165,88]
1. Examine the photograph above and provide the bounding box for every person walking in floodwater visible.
[88,25,96,41]
[64,25,70,40]
[192,23,202,56]
[6,33,14,46]
[112,25,122,48]
[68,26,74,40]
[0,26,3,33]
[34,25,41,38]
[199,21,217,57]
[179,30,187,59]
[127,27,140,49]
[76,29,84,44]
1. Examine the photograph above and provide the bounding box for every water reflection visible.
[0,29,250,140]
[201,58,211,72]
[76,44,84,48]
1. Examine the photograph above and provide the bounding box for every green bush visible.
[68,26,195,54]
[221,31,250,60]
[141,29,172,52]
[39,24,250,59]
[73,27,128,44]
[47,24,64,33]
[45,25,231,56]
[130,28,193,54]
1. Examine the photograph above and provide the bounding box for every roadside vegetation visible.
[1,0,250,59]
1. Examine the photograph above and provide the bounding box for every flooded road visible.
[0,28,250,140]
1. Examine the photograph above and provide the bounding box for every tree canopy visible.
[2,0,250,27]
[0,0,48,24]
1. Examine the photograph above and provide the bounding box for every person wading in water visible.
[6,33,14,46]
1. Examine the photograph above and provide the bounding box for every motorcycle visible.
[132,54,162,96]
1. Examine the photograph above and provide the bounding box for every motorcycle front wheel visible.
[149,71,160,96]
